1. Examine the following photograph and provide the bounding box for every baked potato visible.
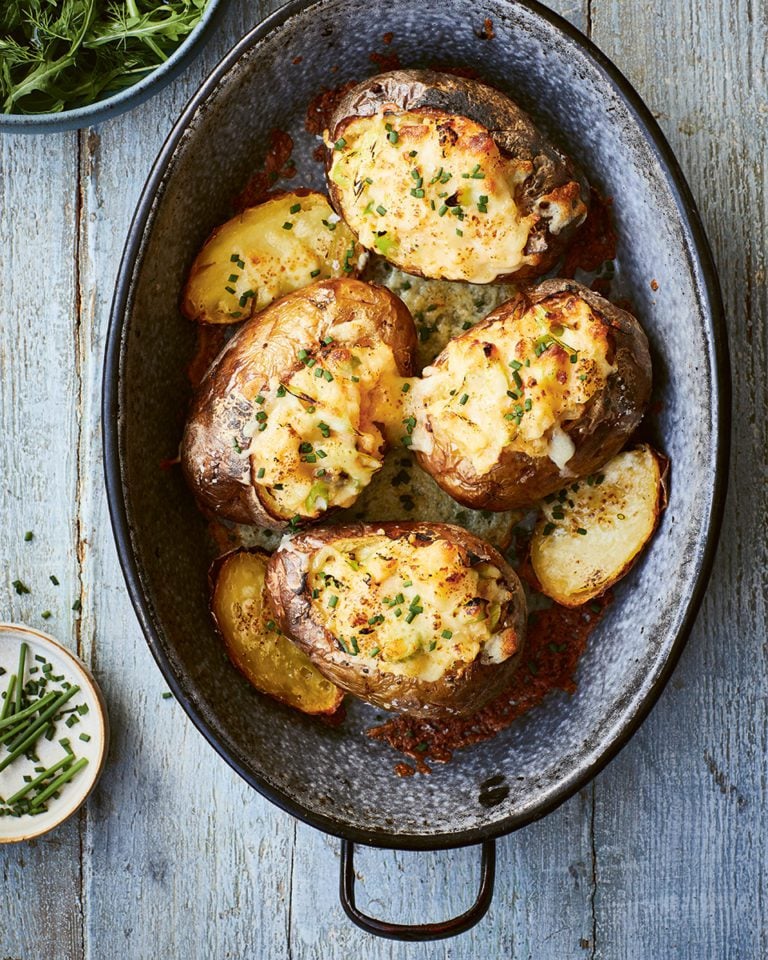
[210,548,343,714]
[407,278,652,510]
[181,278,418,529]
[530,445,669,607]
[325,69,589,283]
[182,190,365,324]
[265,521,527,719]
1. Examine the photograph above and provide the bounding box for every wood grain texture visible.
[0,130,85,960]
[1,0,765,956]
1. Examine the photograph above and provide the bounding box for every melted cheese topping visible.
[243,317,408,520]
[327,110,537,283]
[183,192,363,323]
[308,533,514,681]
[409,294,616,474]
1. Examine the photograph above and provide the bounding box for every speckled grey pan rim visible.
[104,0,730,851]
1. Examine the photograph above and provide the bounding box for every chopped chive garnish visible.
[376,205,387,216]
[41,611,52,620]
[282,222,293,230]
[12,580,30,595]
[438,205,448,217]
[401,382,411,393]
[334,138,347,150]
[276,385,286,397]
[577,528,588,535]
[310,269,321,278]
[318,422,331,437]
[298,349,308,361]
[24,531,33,542]
[50,575,59,586]
[441,629,453,639]
[328,595,339,608]
[459,393,469,405]
[255,395,265,404]
[256,467,265,479]
[410,188,425,198]
[290,203,301,213]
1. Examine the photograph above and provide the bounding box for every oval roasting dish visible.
[104,0,728,872]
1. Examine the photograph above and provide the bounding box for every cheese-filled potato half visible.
[266,522,527,719]
[182,191,365,324]
[407,279,652,510]
[325,70,589,283]
[181,279,418,529]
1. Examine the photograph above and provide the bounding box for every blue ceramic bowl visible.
[0,0,228,134]
[104,0,729,940]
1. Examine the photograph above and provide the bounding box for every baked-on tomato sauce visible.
[368,594,610,776]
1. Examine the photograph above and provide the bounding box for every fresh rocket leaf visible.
[0,0,210,115]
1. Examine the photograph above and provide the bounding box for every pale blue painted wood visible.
[0,129,84,960]
[1,0,764,957]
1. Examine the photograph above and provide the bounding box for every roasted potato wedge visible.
[408,278,652,510]
[182,278,418,529]
[530,446,668,607]
[266,522,527,719]
[211,548,343,714]
[325,70,588,283]
[182,190,365,324]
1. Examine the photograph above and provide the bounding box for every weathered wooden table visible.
[1,1,764,956]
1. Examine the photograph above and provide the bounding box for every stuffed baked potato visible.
[182,278,418,529]
[182,190,364,324]
[407,278,652,510]
[265,521,527,719]
[325,69,589,283]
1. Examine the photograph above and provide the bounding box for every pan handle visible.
[338,837,496,941]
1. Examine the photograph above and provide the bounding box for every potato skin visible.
[413,279,653,509]
[265,521,527,719]
[181,278,418,529]
[326,69,589,281]
[209,547,344,715]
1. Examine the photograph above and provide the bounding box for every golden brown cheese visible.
[241,313,409,520]
[182,192,364,323]
[327,110,538,283]
[409,294,617,475]
[307,533,516,681]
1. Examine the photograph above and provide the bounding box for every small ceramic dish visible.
[0,623,108,843]
[0,0,228,135]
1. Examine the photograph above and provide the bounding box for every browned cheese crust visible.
[265,521,527,719]
[410,278,652,509]
[181,278,418,529]
[325,69,590,282]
